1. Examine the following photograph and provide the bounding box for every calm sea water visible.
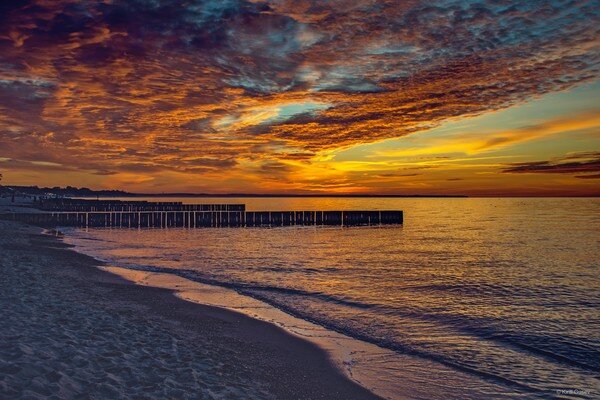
[65,198,600,399]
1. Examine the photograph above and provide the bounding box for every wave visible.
[84,261,589,396]
[490,334,600,372]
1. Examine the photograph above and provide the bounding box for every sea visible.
[63,197,600,400]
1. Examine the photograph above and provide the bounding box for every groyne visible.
[1,199,403,228]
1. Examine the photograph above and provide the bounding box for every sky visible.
[0,0,599,196]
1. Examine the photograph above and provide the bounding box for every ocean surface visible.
[64,197,600,399]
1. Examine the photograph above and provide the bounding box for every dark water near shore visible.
[66,197,600,399]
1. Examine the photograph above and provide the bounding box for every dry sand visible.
[0,220,381,399]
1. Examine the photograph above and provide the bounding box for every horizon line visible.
[3,185,600,198]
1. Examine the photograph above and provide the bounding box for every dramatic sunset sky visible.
[0,0,599,195]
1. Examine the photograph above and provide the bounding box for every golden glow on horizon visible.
[2,93,600,196]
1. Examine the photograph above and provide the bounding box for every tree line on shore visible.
[0,185,130,198]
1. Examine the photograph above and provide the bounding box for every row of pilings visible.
[4,199,403,228]
[1,210,403,228]
[36,198,245,212]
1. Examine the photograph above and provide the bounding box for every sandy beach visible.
[0,218,380,399]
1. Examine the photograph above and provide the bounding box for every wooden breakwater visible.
[1,210,403,228]
[2,199,403,228]
[36,198,245,212]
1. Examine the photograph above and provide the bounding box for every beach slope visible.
[0,220,380,399]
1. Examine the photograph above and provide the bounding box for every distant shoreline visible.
[4,185,599,198]
[2,186,467,198]
[77,194,600,198]
[88,193,470,198]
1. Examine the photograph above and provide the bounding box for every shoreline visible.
[0,220,381,399]
[59,227,522,400]
[85,265,414,400]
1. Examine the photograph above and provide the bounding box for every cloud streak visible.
[503,152,600,178]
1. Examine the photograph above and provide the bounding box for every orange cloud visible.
[0,1,598,194]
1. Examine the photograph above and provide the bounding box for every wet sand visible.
[0,220,381,399]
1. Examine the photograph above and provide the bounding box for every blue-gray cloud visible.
[503,152,600,177]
